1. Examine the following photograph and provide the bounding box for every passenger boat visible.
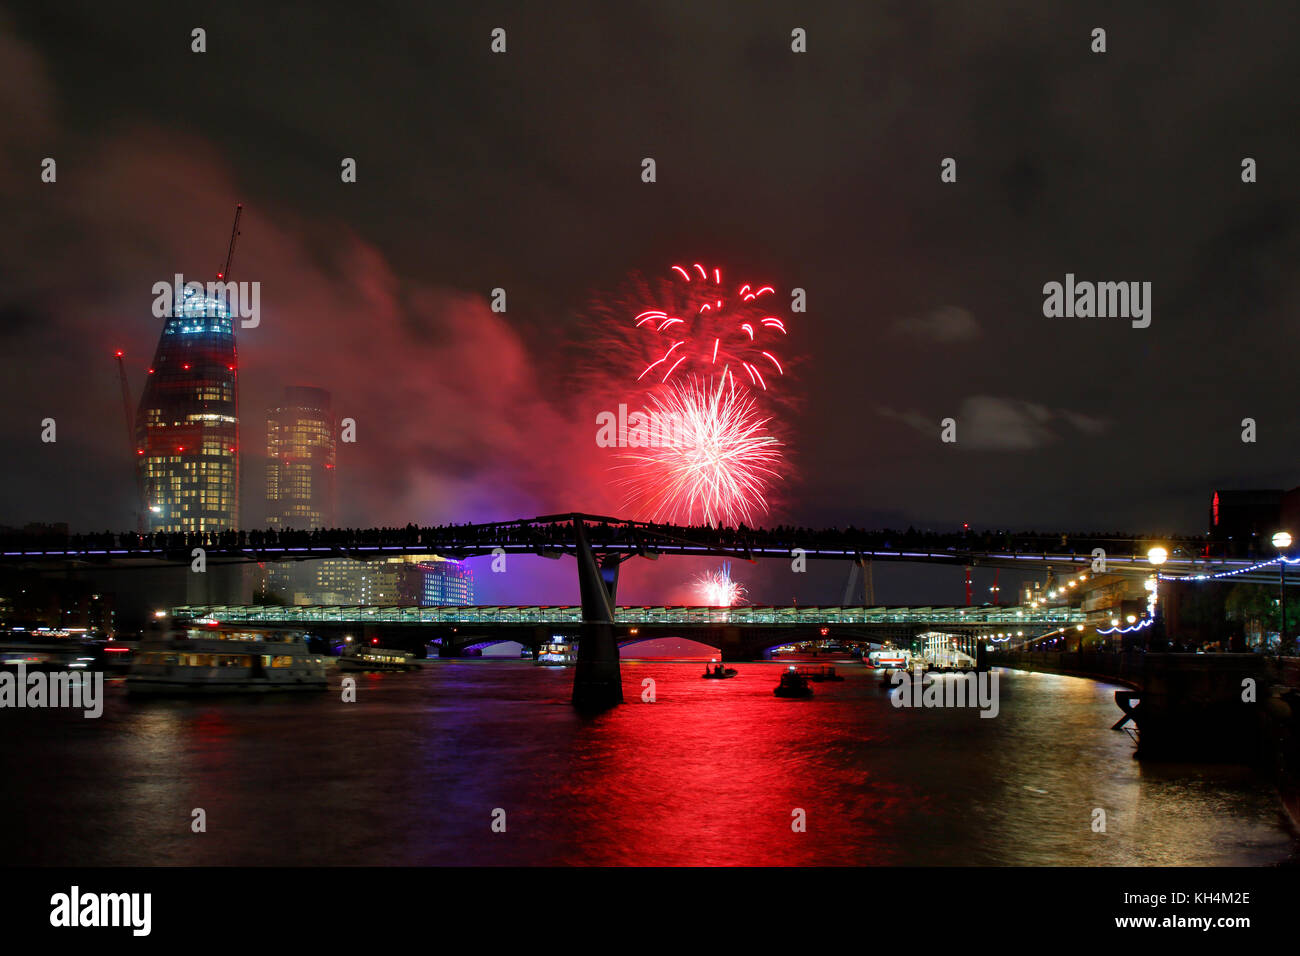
[868,649,912,669]
[338,643,419,672]
[536,637,576,666]
[702,664,738,679]
[127,619,328,694]
[774,668,814,698]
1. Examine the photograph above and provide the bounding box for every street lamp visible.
[1274,532,1292,653]
[1140,548,1170,651]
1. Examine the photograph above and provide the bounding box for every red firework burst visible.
[617,375,781,527]
[573,261,798,527]
[632,262,788,392]
[693,562,747,607]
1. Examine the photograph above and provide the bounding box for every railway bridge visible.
[174,601,1085,662]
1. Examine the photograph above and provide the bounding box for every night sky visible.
[2,2,1298,603]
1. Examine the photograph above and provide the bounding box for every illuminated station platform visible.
[174,603,1086,628]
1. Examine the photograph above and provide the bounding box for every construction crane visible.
[216,203,243,535]
[217,203,243,281]
[114,349,146,532]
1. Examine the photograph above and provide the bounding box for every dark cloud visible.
[879,396,1109,450]
[891,306,980,343]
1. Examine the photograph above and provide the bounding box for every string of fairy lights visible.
[1006,537,1297,646]
[943,537,1296,651]
[1157,554,1300,582]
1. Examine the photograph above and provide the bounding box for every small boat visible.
[338,644,419,672]
[795,664,845,683]
[774,669,814,698]
[702,664,738,679]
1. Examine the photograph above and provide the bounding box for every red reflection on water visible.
[544,663,899,865]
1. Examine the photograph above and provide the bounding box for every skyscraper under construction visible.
[135,209,243,533]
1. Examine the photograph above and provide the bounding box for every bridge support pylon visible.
[572,520,624,709]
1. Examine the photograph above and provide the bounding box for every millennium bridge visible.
[0,512,1267,576]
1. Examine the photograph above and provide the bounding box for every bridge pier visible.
[572,523,624,709]
[716,628,749,662]
[525,626,548,661]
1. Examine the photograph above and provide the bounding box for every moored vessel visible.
[338,643,419,672]
[536,637,576,666]
[127,619,328,694]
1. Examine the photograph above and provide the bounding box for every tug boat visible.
[702,663,738,679]
[774,668,814,698]
[127,619,327,694]
[338,643,419,672]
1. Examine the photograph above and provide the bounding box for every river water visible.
[3,662,1295,866]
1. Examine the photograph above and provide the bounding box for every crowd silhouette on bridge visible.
[0,515,1237,562]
